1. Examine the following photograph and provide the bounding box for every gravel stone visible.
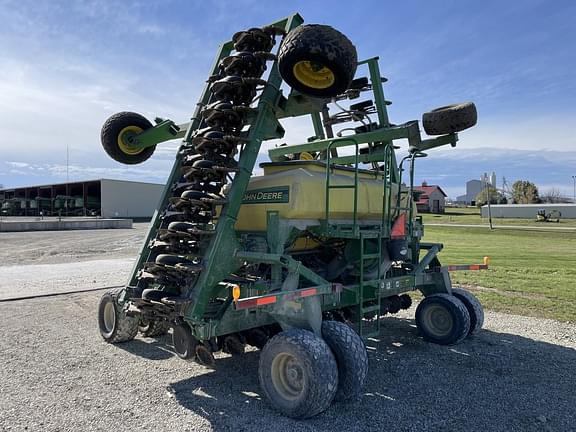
[0,226,574,431]
[0,292,574,432]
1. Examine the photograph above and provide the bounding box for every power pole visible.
[572,175,576,203]
[66,145,70,183]
[485,178,493,230]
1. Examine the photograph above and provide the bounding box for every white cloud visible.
[0,0,574,200]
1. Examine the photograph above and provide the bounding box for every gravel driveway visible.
[0,227,574,431]
[0,291,574,432]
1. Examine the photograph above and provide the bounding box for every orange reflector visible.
[232,285,240,302]
[391,213,407,239]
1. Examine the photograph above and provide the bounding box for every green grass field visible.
[422,225,576,322]
[421,207,576,227]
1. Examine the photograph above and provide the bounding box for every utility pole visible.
[66,145,70,183]
[65,145,69,216]
[572,175,576,203]
[484,178,493,230]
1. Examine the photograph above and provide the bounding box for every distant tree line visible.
[475,180,571,206]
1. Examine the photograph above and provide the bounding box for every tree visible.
[475,185,506,207]
[512,180,540,204]
[541,188,570,203]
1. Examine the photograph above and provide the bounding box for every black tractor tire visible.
[278,24,357,98]
[172,323,197,360]
[243,327,269,349]
[222,334,246,356]
[101,111,156,164]
[321,320,368,402]
[415,293,470,345]
[259,329,338,418]
[422,102,477,136]
[399,294,412,310]
[388,295,403,314]
[452,288,484,336]
[98,288,139,343]
[139,318,170,337]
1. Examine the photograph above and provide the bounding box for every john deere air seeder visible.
[97,14,483,418]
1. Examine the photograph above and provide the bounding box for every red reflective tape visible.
[256,296,277,306]
[300,288,317,298]
[446,264,489,272]
[235,298,257,310]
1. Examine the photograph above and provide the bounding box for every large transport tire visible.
[451,288,484,336]
[278,24,357,98]
[101,111,155,164]
[259,329,338,418]
[422,102,477,136]
[139,318,170,337]
[415,293,470,345]
[321,321,368,402]
[98,288,139,343]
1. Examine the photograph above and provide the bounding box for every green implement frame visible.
[118,13,465,342]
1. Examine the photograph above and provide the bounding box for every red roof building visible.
[413,182,447,214]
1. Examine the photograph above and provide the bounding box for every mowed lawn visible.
[423,226,576,322]
[421,207,576,227]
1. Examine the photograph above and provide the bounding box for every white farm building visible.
[0,179,164,219]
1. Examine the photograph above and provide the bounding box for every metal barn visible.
[0,179,164,219]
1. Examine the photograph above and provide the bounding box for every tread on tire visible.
[452,288,484,336]
[278,24,357,98]
[422,102,477,136]
[415,293,470,345]
[98,288,139,343]
[321,320,368,402]
[259,328,338,418]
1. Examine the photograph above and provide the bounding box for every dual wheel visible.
[416,288,484,345]
[259,321,367,419]
[98,293,367,420]
[98,288,169,343]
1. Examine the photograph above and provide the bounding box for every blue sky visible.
[0,0,575,198]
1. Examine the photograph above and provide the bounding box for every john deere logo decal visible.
[243,186,289,204]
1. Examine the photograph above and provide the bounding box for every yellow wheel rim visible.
[117,125,144,155]
[271,352,305,400]
[292,60,335,89]
[299,151,314,160]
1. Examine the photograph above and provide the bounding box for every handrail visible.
[325,138,359,234]
[381,143,395,237]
